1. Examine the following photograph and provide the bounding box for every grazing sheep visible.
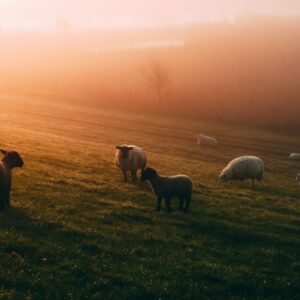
[289,153,300,161]
[141,167,192,213]
[115,145,147,182]
[0,149,24,211]
[195,133,218,147]
[219,156,264,188]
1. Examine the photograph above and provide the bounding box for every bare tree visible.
[141,55,171,103]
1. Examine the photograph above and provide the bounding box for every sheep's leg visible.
[179,197,184,212]
[5,195,10,209]
[184,195,191,213]
[0,193,10,210]
[131,170,137,182]
[123,170,127,182]
[0,198,4,211]
[165,198,172,213]
[156,197,162,212]
[3,189,10,209]
[251,179,255,189]
[0,191,10,210]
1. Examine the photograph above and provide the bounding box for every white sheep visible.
[0,149,24,211]
[289,153,300,161]
[195,133,218,147]
[115,145,147,182]
[219,156,264,188]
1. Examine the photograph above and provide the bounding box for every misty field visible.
[0,96,299,299]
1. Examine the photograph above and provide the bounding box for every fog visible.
[0,16,300,128]
[1,0,300,30]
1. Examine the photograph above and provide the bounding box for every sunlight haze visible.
[0,0,300,31]
[0,1,300,298]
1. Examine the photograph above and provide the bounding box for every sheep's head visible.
[219,168,232,183]
[141,167,158,182]
[0,149,24,169]
[195,133,203,139]
[116,145,133,159]
[219,173,227,183]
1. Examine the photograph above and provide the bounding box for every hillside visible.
[0,96,299,299]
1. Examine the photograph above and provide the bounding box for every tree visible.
[141,55,171,103]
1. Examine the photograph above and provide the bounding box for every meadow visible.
[0,95,299,299]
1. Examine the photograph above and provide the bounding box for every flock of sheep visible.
[114,140,265,212]
[115,133,300,212]
[0,132,299,212]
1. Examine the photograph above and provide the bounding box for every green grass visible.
[0,96,299,299]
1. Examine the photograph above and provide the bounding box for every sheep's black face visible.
[219,174,227,183]
[8,151,24,168]
[1,150,24,168]
[141,167,158,181]
[116,145,133,159]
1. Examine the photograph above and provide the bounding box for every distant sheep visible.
[296,174,300,182]
[289,153,300,161]
[219,156,264,188]
[195,133,218,147]
[141,167,192,213]
[115,145,146,182]
[0,149,24,211]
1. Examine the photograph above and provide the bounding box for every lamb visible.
[141,167,192,213]
[195,133,218,147]
[115,145,147,182]
[0,149,24,211]
[289,153,300,161]
[219,156,264,188]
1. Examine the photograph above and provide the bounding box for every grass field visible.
[0,95,299,299]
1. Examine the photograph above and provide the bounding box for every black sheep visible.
[0,149,24,211]
[141,167,192,213]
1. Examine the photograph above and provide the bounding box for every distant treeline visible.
[0,16,300,128]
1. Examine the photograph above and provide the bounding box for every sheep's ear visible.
[0,149,7,155]
[116,146,121,149]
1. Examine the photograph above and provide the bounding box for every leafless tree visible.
[141,55,171,103]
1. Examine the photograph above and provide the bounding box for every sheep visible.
[195,133,218,147]
[115,145,147,182]
[141,167,192,213]
[219,156,264,188]
[296,174,300,182]
[289,153,300,161]
[0,149,24,211]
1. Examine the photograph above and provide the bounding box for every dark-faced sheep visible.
[115,145,147,182]
[141,167,192,213]
[219,155,264,188]
[0,149,24,211]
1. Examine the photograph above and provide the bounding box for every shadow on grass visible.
[0,208,94,280]
[0,204,299,299]
[182,213,300,249]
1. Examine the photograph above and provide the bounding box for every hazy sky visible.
[0,0,299,31]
